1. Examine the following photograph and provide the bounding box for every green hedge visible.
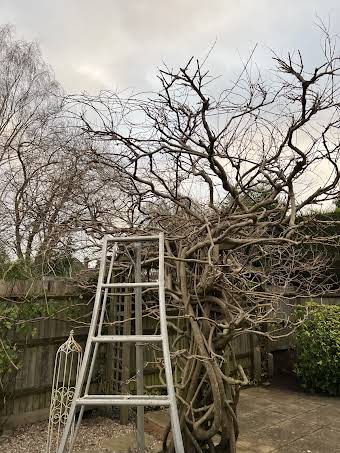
[295,302,340,396]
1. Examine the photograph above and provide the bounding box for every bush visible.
[295,302,340,395]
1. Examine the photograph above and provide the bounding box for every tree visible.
[0,26,129,274]
[79,30,340,451]
[0,24,65,263]
[0,25,61,166]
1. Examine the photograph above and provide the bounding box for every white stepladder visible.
[57,233,184,453]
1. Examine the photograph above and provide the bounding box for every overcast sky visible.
[0,0,339,94]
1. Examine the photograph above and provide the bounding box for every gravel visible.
[1,415,161,452]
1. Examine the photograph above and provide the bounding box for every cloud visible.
[0,0,338,94]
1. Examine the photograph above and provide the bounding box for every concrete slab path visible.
[237,386,340,452]
[145,385,340,452]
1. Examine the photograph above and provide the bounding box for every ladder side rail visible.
[67,242,117,451]
[158,233,185,453]
[57,236,109,453]
[135,242,145,453]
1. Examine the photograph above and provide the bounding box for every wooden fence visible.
[0,279,92,425]
[0,279,261,426]
[1,278,339,427]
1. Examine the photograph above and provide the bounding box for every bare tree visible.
[0,25,64,262]
[76,27,340,452]
[0,25,62,164]
[0,26,129,274]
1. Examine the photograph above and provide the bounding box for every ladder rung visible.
[92,335,163,343]
[76,395,170,406]
[102,282,159,288]
[106,235,160,243]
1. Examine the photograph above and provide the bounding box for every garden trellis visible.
[47,330,82,453]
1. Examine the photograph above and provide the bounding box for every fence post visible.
[251,334,262,383]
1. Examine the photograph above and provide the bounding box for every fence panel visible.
[0,280,91,424]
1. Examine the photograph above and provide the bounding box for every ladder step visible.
[102,282,159,288]
[107,235,160,243]
[93,335,163,343]
[76,395,170,406]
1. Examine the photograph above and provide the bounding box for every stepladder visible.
[57,233,184,453]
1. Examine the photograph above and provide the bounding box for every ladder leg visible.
[66,243,118,451]
[57,237,109,453]
[159,233,184,453]
[135,242,145,453]
[67,340,98,451]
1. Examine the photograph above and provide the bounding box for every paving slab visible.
[237,439,274,453]
[275,426,340,453]
[243,417,321,449]
[265,399,325,417]
[237,407,290,433]
[101,432,162,453]
[289,404,340,431]
[145,410,170,430]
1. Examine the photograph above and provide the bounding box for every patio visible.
[144,383,340,453]
[234,385,339,452]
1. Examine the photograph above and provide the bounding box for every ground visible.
[0,416,162,452]
[237,385,340,452]
[144,383,340,453]
[1,384,339,452]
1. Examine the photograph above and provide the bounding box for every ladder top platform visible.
[106,235,160,243]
